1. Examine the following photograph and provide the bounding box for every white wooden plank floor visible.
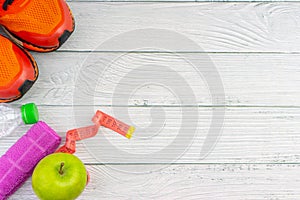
[1,1,300,199]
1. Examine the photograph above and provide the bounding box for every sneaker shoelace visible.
[2,0,14,11]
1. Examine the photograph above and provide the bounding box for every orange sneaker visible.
[0,35,38,102]
[0,0,75,52]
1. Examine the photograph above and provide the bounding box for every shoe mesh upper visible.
[0,37,20,87]
[0,0,61,35]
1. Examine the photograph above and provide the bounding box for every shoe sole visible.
[2,6,75,52]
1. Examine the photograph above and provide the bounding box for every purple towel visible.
[0,121,61,200]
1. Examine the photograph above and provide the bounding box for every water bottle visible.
[0,103,39,138]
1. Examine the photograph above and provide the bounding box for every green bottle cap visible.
[21,103,39,124]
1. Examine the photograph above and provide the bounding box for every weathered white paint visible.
[1,1,299,200]
[59,2,300,52]
[11,164,300,199]
[1,106,300,164]
[9,52,300,106]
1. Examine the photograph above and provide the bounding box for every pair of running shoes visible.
[0,0,74,103]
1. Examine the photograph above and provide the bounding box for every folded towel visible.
[0,121,61,200]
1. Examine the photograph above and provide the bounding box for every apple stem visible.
[59,162,65,175]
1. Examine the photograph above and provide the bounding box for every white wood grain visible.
[12,52,300,106]
[68,0,300,2]
[10,164,300,199]
[1,1,300,199]
[53,2,300,52]
[1,106,300,164]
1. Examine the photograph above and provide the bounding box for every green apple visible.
[32,153,87,200]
